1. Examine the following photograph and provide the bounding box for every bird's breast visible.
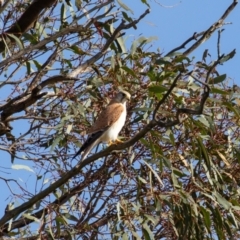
[101,107,127,142]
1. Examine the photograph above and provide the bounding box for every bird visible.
[72,90,131,160]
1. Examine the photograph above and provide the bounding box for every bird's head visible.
[115,90,131,103]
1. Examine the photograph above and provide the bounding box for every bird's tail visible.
[72,130,105,161]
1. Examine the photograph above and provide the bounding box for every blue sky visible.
[126,0,239,83]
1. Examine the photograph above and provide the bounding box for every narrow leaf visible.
[148,85,167,93]
[142,160,164,187]
[219,49,236,64]
[12,164,34,173]
[209,74,226,84]
[7,34,23,49]
[211,87,229,95]
[197,137,210,169]
[117,0,134,14]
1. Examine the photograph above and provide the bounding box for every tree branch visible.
[0,75,78,123]
[183,0,237,56]
[0,156,118,233]
[0,55,220,226]
[0,25,87,69]
[152,73,182,121]
[166,0,238,57]
[0,0,57,52]
[67,8,151,78]
[165,31,205,56]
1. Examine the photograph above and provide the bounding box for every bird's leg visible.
[107,138,123,146]
[115,138,124,144]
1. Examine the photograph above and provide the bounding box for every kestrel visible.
[72,90,131,160]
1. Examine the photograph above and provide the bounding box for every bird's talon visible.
[115,138,123,144]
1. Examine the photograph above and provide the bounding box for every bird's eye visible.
[121,93,128,100]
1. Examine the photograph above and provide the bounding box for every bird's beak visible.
[126,93,131,100]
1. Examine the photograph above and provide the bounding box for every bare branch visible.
[152,73,182,121]
[165,31,205,56]
[217,29,224,58]
[183,0,238,56]
[166,0,238,57]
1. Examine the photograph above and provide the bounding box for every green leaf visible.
[47,226,55,240]
[143,223,154,240]
[142,160,164,187]
[224,220,233,238]
[116,35,127,54]
[171,171,180,188]
[50,135,62,152]
[197,115,210,127]
[62,213,79,222]
[7,218,13,232]
[172,168,186,177]
[214,207,223,228]
[26,61,31,75]
[117,0,134,14]
[213,192,232,210]
[69,45,88,55]
[122,11,134,23]
[22,213,40,223]
[131,36,158,55]
[211,87,229,95]
[33,60,42,70]
[200,206,211,231]
[61,3,66,23]
[75,0,81,9]
[138,176,147,184]
[219,49,236,64]
[197,137,210,169]
[141,0,150,7]
[209,74,226,84]
[12,164,35,173]
[148,85,167,93]
[122,233,128,240]
[145,214,159,225]
[228,209,238,227]
[121,66,137,77]
[23,33,38,44]
[132,231,141,240]
[7,34,23,49]
[139,36,158,45]
[223,102,240,117]
[155,59,171,65]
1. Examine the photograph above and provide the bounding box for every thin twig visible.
[165,31,205,56]
[166,1,237,57]
[217,29,224,59]
[183,0,238,56]
[67,8,151,78]
[152,73,182,121]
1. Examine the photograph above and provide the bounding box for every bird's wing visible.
[88,103,124,134]
[72,129,106,160]
[72,103,124,160]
